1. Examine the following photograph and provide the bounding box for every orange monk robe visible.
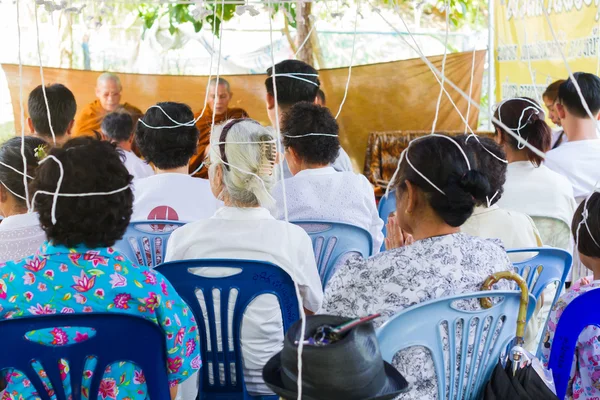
[72,100,143,138]
[189,106,248,178]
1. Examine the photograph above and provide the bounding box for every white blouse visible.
[0,212,45,263]
[321,233,513,399]
[165,206,322,396]
[497,161,576,226]
[271,167,384,253]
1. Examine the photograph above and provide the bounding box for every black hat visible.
[263,315,409,400]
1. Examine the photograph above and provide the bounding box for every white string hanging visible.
[34,4,57,146]
[334,0,360,120]
[266,0,307,397]
[16,0,30,211]
[430,0,449,134]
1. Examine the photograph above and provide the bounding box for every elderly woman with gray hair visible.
[165,118,322,397]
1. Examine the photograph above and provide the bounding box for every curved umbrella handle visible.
[480,271,530,345]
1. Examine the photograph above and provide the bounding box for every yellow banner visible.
[495,0,600,102]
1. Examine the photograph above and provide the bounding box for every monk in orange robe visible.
[190,77,248,178]
[73,72,142,138]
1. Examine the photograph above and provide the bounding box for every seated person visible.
[190,77,248,179]
[73,72,142,138]
[165,119,322,397]
[0,136,47,262]
[132,102,220,222]
[494,98,576,250]
[543,80,567,149]
[544,73,600,203]
[0,138,200,399]
[27,83,76,146]
[541,192,600,400]
[101,111,154,180]
[271,102,383,253]
[264,60,353,177]
[321,135,513,399]
[459,135,543,252]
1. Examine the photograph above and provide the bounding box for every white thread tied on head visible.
[465,133,508,164]
[496,97,545,150]
[283,133,339,138]
[28,155,131,225]
[576,185,600,252]
[0,159,35,202]
[385,133,471,198]
[270,73,320,87]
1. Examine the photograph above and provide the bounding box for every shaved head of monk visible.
[207,77,232,116]
[96,73,122,113]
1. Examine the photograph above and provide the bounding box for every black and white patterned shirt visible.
[321,232,514,399]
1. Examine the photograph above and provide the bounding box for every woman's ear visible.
[494,128,503,145]
[404,180,418,214]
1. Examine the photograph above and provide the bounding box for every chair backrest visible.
[292,221,373,286]
[377,191,397,250]
[155,259,300,400]
[113,220,185,267]
[0,313,170,400]
[508,247,572,299]
[377,291,535,400]
[549,288,600,399]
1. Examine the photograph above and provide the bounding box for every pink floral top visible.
[541,277,600,400]
[0,242,201,400]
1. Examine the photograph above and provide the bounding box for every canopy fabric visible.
[2,50,484,170]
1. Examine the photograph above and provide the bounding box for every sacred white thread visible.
[522,25,541,104]
[371,3,547,160]
[284,133,338,138]
[209,0,226,140]
[195,0,218,128]
[0,180,27,201]
[384,134,471,199]
[294,22,317,59]
[464,43,477,135]
[16,0,30,210]
[541,5,600,134]
[34,4,57,146]
[335,0,360,120]
[0,161,34,179]
[430,0,449,134]
[272,74,319,87]
[266,0,307,397]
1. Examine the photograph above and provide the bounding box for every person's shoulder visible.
[78,100,101,116]
[457,232,507,252]
[229,108,249,118]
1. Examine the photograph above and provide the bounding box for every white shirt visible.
[271,167,384,253]
[131,173,220,222]
[165,207,322,396]
[282,147,353,179]
[121,149,154,181]
[0,212,45,263]
[544,139,600,203]
[461,205,542,255]
[497,161,577,226]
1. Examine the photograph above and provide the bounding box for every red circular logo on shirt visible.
[147,206,179,232]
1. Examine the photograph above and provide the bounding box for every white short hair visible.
[209,120,277,207]
[97,72,122,90]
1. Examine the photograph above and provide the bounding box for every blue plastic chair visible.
[292,221,373,287]
[549,287,600,399]
[0,313,170,400]
[508,247,572,355]
[113,220,185,267]
[377,190,397,251]
[377,291,536,400]
[156,259,300,400]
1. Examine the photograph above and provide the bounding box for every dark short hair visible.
[493,98,550,166]
[572,193,600,258]
[282,102,339,165]
[136,102,199,169]
[31,137,133,248]
[265,60,320,107]
[558,72,600,118]
[543,80,565,102]
[317,89,326,105]
[0,136,47,208]
[395,135,490,227]
[28,84,77,138]
[102,112,134,142]
[457,135,506,206]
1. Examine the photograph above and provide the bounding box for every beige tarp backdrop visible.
[3,50,484,170]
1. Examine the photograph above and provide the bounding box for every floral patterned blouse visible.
[321,232,513,400]
[541,277,600,400]
[0,242,201,400]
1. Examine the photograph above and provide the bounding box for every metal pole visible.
[488,0,495,130]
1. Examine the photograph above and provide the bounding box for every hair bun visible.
[457,170,490,203]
